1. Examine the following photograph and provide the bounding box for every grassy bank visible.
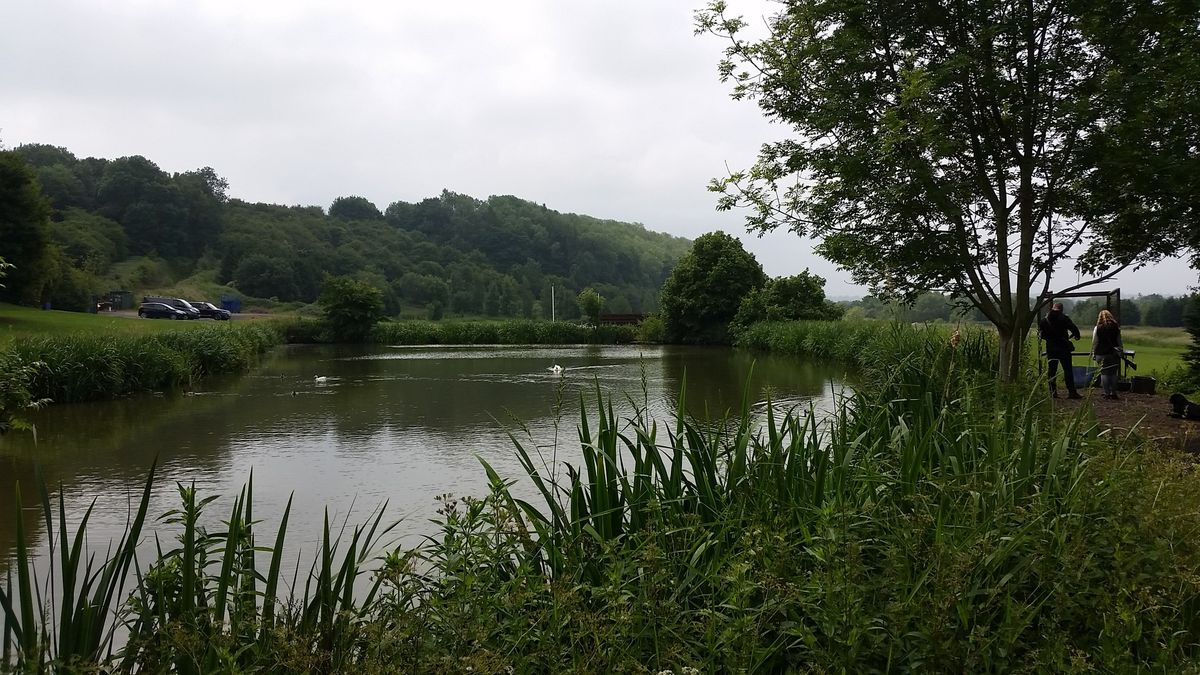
[2,322,282,404]
[4,332,1198,671]
[0,303,213,343]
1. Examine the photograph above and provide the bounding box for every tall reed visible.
[736,319,999,379]
[1,464,155,670]
[119,477,396,673]
[440,358,1200,671]
[4,323,281,404]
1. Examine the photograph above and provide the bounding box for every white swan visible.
[314,375,328,383]
[547,365,563,374]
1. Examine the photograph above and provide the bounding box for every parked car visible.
[143,296,201,319]
[191,301,232,320]
[138,302,190,320]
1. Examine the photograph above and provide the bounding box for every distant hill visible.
[3,144,691,318]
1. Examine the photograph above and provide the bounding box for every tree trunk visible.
[996,322,1032,383]
[997,327,1015,382]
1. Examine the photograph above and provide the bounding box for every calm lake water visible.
[1,344,850,566]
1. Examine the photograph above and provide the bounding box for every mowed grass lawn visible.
[1072,325,1189,376]
[0,303,213,343]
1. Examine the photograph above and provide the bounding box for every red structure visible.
[600,313,646,326]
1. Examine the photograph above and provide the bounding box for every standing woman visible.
[1091,310,1124,400]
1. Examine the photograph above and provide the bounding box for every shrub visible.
[636,313,666,343]
[319,276,384,342]
[0,350,50,434]
[576,287,604,327]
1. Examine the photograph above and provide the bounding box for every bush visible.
[636,313,666,343]
[576,287,604,327]
[0,350,49,434]
[660,231,767,344]
[319,276,384,342]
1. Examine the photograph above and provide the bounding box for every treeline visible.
[842,292,1199,328]
[0,144,691,317]
[218,192,687,318]
[1065,294,1197,328]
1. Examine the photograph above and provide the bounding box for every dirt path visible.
[1053,389,1200,454]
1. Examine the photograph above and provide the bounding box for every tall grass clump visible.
[0,351,49,434]
[737,319,999,377]
[420,362,1199,671]
[119,478,395,674]
[4,323,281,403]
[2,465,155,671]
[2,470,396,673]
[274,317,327,344]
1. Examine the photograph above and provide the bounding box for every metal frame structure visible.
[1036,288,1131,380]
[1037,289,1122,324]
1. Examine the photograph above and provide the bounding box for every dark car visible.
[138,302,190,320]
[191,301,231,320]
[143,296,201,319]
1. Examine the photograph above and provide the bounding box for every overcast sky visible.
[2,0,1194,298]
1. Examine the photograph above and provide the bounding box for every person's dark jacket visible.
[1093,323,1122,358]
[1039,310,1080,353]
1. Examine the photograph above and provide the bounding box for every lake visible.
[0,344,850,566]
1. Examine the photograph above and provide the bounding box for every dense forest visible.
[0,144,692,318]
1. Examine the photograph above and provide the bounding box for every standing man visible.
[1039,302,1083,399]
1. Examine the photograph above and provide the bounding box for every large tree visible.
[96,156,187,257]
[320,275,385,342]
[329,195,383,221]
[697,0,1200,379]
[0,151,52,304]
[577,287,606,327]
[660,231,767,344]
[731,270,843,335]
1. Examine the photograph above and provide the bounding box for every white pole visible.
[551,286,556,321]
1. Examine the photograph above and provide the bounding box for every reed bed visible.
[3,323,281,404]
[370,319,637,346]
[275,317,637,346]
[735,319,1000,377]
[4,335,1200,672]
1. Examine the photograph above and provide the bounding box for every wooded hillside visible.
[2,143,691,318]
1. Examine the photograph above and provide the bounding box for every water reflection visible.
[0,345,851,564]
